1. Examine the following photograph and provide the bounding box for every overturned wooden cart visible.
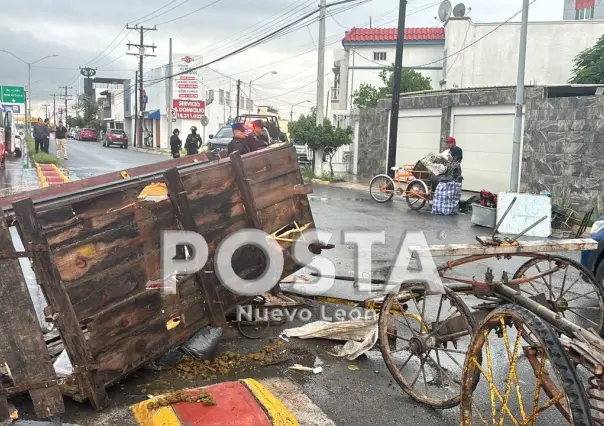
[0,145,320,421]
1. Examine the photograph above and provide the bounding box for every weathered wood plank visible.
[0,210,64,420]
[409,238,599,257]
[164,167,227,327]
[241,145,299,185]
[12,198,109,411]
[251,171,302,210]
[230,151,262,229]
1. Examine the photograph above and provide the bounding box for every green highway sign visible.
[0,86,25,104]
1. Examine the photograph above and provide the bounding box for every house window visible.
[576,6,595,19]
[373,51,387,61]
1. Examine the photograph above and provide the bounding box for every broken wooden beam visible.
[0,208,65,420]
[12,198,109,412]
[163,167,227,327]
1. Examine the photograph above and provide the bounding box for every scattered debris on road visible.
[146,390,216,410]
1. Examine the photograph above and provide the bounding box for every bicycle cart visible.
[369,165,435,211]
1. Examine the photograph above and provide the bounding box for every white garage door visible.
[396,113,442,167]
[452,110,515,193]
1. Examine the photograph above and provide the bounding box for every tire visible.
[460,304,592,426]
[369,174,395,203]
[378,282,479,409]
[406,179,428,211]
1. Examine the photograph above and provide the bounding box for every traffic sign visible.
[200,116,209,127]
[0,86,25,104]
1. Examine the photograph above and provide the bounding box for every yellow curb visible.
[310,178,330,185]
[131,401,180,426]
[241,379,299,426]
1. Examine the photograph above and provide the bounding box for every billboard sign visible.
[172,54,203,100]
[172,99,206,119]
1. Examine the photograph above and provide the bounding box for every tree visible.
[570,34,604,84]
[290,111,353,177]
[267,105,279,114]
[351,66,433,109]
[76,94,99,126]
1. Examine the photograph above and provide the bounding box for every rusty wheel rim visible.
[460,305,590,425]
[379,283,478,409]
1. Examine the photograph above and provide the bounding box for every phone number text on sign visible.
[172,100,206,119]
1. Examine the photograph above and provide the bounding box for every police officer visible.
[227,123,251,155]
[185,126,203,155]
[170,128,182,158]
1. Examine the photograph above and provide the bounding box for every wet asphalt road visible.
[4,142,593,425]
[48,136,166,180]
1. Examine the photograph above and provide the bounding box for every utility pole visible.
[134,70,138,148]
[316,0,326,126]
[126,24,157,148]
[386,0,408,178]
[59,86,72,126]
[313,0,327,176]
[167,38,173,144]
[42,104,50,120]
[510,0,530,192]
[51,94,57,125]
[236,79,241,117]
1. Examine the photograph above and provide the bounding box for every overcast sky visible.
[0,0,563,118]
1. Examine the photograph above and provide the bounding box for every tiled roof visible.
[342,27,445,43]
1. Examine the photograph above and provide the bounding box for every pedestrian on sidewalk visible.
[170,128,182,159]
[42,118,51,153]
[185,126,202,155]
[55,120,68,160]
[33,118,44,153]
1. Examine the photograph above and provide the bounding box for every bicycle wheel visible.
[378,282,479,409]
[369,174,395,203]
[513,255,604,338]
[460,304,592,425]
[406,179,428,211]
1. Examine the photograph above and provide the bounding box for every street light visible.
[249,70,277,106]
[290,100,311,122]
[0,50,58,135]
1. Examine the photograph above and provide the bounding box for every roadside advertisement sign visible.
[172,99,206,119]
[172,54,203,100]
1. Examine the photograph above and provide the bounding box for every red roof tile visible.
[342,27,445,43]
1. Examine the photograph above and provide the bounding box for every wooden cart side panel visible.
[12,199,109,411]
[163,167,227,327]
[0,210,64,420]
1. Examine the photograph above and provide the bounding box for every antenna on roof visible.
[370,16,372,28]
[437,0,452,22]
[453,3,467,17]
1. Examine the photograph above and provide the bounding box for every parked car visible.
[68,128,78,139]
[103,129,128,148]
[293,139,311,164]
[207,126,233,153]
[79,128,97,141]
[581,214,604,283]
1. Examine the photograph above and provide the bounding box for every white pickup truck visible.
[293,140,312,164]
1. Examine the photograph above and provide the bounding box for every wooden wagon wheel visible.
[378,282,479,409]
[513,255,604,339]
[460,304,592,426]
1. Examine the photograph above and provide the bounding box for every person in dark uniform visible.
[227,123,251,155]
[185,126,203,155]
[170,128,182,158]
[252,120,270,147]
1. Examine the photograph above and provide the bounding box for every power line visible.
[129,0,181,24]
[155,0,226,26]
[140,0,193,24]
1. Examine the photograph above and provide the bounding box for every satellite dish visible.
[437,0,452,22]
[453,3,466,17]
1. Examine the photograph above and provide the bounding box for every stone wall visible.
[356,101,389,178]
[522,93,604,214]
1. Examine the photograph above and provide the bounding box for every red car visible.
[103,129,128,149]
[79,128,97,141]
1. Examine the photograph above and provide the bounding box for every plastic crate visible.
[471,203,497,228]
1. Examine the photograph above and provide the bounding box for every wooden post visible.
[163,167,227,327]
[229,152,280,296]
[12,199,109,411]
[0,209,65,420]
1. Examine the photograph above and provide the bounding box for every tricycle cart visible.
[369,165,435,211]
